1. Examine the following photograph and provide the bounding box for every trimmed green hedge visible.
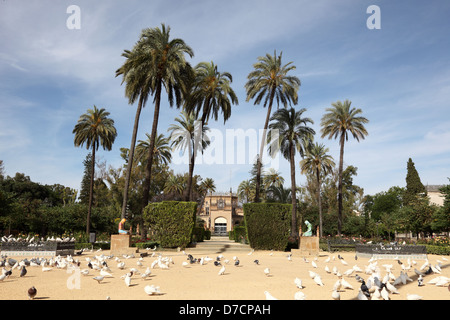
[426,245,450,255]
[243,203,292,250]
[143,201,197,249]
[231,226,248,244]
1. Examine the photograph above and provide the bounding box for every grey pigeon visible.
[373,276,382,289]
[20,266,27,277]
[360,281,370,298]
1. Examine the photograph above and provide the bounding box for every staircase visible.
[188,236,251,254]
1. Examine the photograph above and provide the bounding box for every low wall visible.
[0,241,75,256]
[356,244,427,260]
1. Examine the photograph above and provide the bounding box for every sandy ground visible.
[1,244,449,301]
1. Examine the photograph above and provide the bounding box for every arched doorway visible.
[214,217,227,236]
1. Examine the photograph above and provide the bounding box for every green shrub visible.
[143,201,197,249]
[243,203,292,250]
[425,244,450,255]
[133,241,159,250]
[192,227,205,243]
[233,226,248,244]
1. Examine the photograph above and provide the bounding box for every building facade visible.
[426,185,445,207]
[197,191,244,236]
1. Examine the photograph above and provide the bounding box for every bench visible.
[327,239,359,252]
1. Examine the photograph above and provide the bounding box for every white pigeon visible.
[343,268,354,277]
[331,290,340,300]
[340,278,353,290]
[357,289,368,300]
[218,265,225,276]
[248,249,254,256]
[264,267,270,277]
[324,256,331,263]
[333,279,342,292]
[100,269,113,277]
[380,286,390,300]
[144,285,161,295]
[93,275,104,284]
[124,272,132,287]
[309,270,319,279]
[264,291,277,300]
[371,287,381,300]
[294,291,306,300]
[80,269,90,276]
[332,266,338,275]
[141,268,151,279]
[325,265,331,273]
[41,266,52,272]
[385,281,399,294]
[340,259,348,266]
[182,261,189,267]
[313,275,324,286]
[294,277,303,289]
[352,264,363,272]
[311,261,317,268]
[406,293,422,300]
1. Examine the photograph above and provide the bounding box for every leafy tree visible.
[73,105,117,236]
[267,107,315,238]
[320,99,369,235]
[403,158,427,206]
[431,182,450,233]
[245,51,300,202]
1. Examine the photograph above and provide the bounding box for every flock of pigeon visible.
[1,235,76,243]
[1,240,449,300]
[0,247,164,299]
[263,253,449,300]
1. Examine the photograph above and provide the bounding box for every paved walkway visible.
[188,236,251,254]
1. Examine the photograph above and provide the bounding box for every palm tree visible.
[245,51,300,202]
[168,110,210,201]
[135,132,172,167]
[300,143,335,237]
[120,24,193,214]
[263,168,285,190]
[185,61,238,126]
[266,184,292,204]
[238,179,254,203]
[198,177,216,215]
[267,107,315,238]
[73,105,117,236]
[163,174,185,198]
[320,99,369,236]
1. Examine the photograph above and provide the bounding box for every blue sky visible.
[1,0,450,197]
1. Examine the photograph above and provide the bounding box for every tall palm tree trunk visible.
[186,144,196,201]
[289,142,297,238]
[87,143,96,236]
[256,90,275,202]
[316,168,323,237]
[337,134,345,236]
[121,98,143,219]
[142,81,162,217]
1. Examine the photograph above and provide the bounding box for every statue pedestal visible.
[110,234,138,255]
[291,236,319,256]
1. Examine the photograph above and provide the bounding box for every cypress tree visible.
[79,153,92,205]
[404,158,426,206]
